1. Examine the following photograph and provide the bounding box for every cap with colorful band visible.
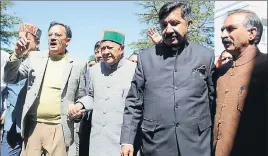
[19,23,42,39]
[102,30,125,46]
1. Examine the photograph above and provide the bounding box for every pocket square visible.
[195,65,206,76]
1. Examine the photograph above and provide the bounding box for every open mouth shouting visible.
[49,42,57,49]
[222,38,233,48]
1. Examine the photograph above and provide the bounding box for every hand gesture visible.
[0,110,6,125]
[67,103,85,120]
[148,27,163,44]
[121,144,134,156]
[15,32,29,57]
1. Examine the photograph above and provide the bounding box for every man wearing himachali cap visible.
[83,29,137,155]
[4,21,89,156]
[1,23,41,156]
[88,55,97,67]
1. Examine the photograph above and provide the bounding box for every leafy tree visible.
[1,0,21,53]
[129,1,214,52]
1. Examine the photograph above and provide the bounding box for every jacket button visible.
[175,105,179,108]
[105,97,109,100]
[174,86,179,90]
[175,123,179,127]
[103,111,107,114]
[174,69,179,72]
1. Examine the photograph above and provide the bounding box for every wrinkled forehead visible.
[224,13,247,27]
[222,51,232,57]
[48,25,66,34]
[100,40,120,48]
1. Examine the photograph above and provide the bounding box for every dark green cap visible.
[102,30,125,45]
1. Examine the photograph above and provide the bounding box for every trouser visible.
[68,110,91,156]
[21,121,68,156]
[78,110,91,156]
[1,131,22,156]
[68,130,79,156]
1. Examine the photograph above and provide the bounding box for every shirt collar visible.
[103,58,127,72]
[49,51,67,61]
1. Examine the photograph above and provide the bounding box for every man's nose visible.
[50,38,56,42]
[166,24,174,33]
[102,48,110,55]
[221,29,229,39]
[97,52,102,57]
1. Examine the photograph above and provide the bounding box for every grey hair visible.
[227,9,263,45]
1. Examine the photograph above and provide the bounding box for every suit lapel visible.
[36,51,49,86]
[61,54,73,95]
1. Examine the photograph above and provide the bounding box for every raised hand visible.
[148,27,163,44]
[15,32,30,57]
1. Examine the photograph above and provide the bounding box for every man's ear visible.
[119,45,124,55]
[66,38,71,47]
[187,20,193,32]
[36,39,40,49]
[187,20,193,27]
[248,27,257,42]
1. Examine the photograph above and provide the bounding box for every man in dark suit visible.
[120,2,216,156]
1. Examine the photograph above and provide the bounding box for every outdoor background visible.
[1,1,214,61]
[1,1,267,62]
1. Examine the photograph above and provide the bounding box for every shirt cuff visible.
[10,52,22,61]
[75,101,85,109]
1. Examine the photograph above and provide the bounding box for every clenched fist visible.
[67,102,85,120]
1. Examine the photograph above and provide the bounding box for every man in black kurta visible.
[120,2,216,156]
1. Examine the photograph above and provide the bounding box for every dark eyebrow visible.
[221,26,225,32]
[221,24,238,32]
[101,45,113,49]
[160,20,167,25]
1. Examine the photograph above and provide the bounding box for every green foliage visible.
[1,0,21,53]
[129,1,214,52]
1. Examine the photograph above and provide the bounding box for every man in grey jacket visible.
[121,2,216,156]
[4,21,89,156]
[86,29,136,156]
